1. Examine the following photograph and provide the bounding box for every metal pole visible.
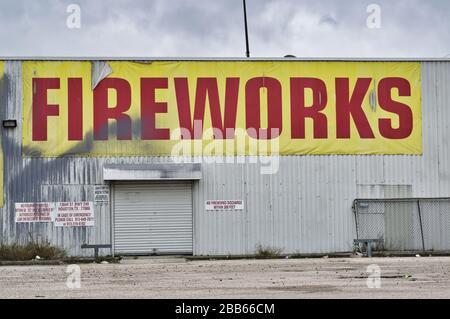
[417,200,426,252]
[352,200,360,239]
[367,242,372,258]
[243,0,250,57]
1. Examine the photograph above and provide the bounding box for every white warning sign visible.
[15,202,55,223]
[205,200,244,211]
[94,185,109,205]
[54,202,95,227]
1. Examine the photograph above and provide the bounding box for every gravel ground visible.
[0,256,450,298]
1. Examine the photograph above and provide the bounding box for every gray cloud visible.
[0,0,449,57]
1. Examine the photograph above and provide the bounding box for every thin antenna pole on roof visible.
[243,0,250,57]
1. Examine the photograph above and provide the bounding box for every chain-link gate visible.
[353,198,450,252]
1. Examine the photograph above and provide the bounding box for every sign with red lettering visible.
[22,61,422,156]
[54,201,94,227]
[205,200,244,211]
[15,202,55,223]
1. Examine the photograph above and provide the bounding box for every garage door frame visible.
[111,180,195,256]
[104,163,201,257]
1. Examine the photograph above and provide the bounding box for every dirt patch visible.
[281,268,307,272]
[267,285,339,293]
[325,267,359,272]
[340,274,404,279]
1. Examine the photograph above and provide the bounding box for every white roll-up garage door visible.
[113,182,193,255]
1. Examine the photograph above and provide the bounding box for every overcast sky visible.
[0,0,449,58]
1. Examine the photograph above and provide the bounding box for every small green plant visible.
[255,244,283,258]
[0,242,67,261]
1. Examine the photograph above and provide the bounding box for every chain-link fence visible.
[353,198,450,252]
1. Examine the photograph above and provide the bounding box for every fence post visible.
[417,199,426,251]
[353,200,360,239]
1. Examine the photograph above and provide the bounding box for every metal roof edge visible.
[1,56,450,62]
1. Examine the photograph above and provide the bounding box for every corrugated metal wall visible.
[0,60,449,256]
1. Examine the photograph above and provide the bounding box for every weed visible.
[255,244,283,258]
[0,242,67,261]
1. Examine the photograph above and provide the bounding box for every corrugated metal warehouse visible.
[0,58,449,257]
